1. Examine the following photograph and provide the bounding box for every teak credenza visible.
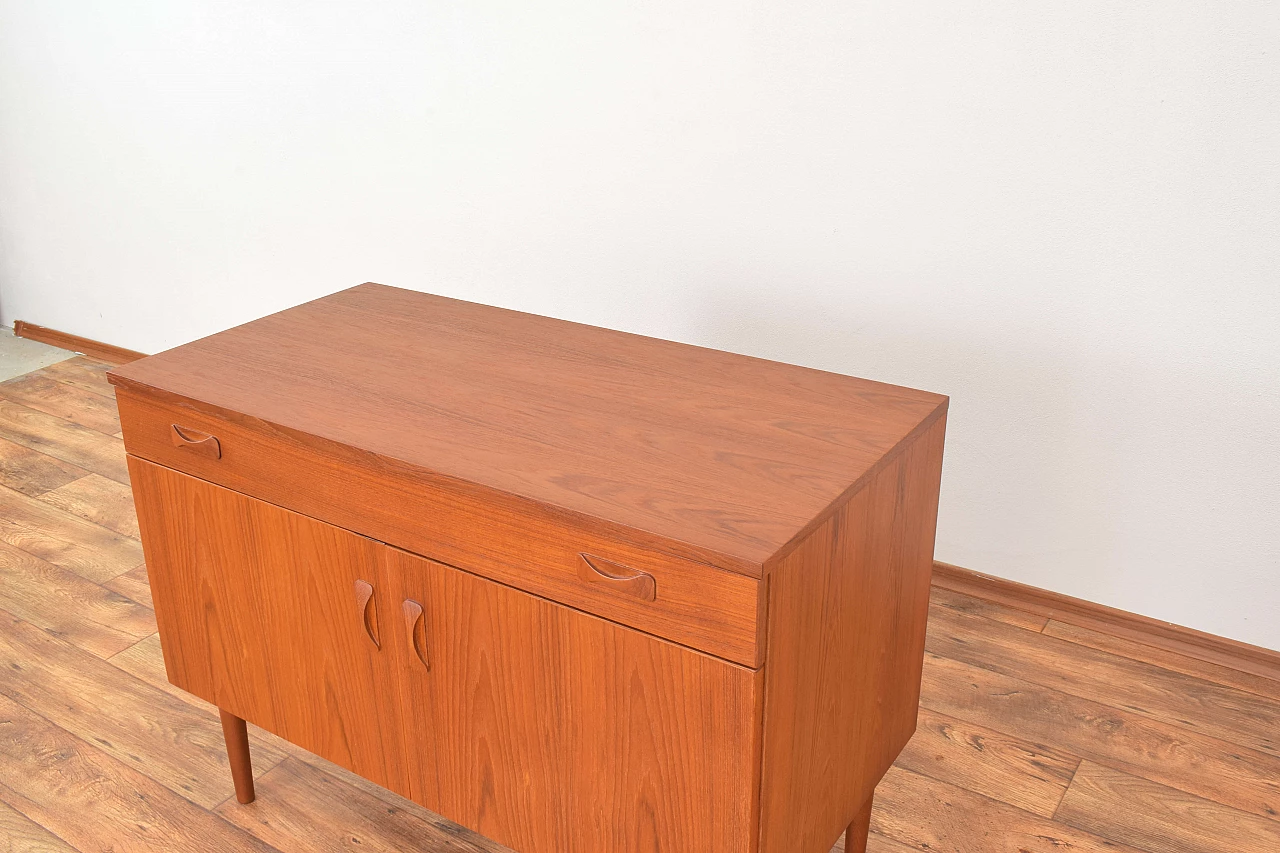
[109,283,947,853]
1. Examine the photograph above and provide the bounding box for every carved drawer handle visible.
[577,554,657,602]
[353,580,380,649]
[403,599,429,669]
[170,424,221,460]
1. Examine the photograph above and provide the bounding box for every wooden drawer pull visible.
[170,424,221,459]
[577,554,657,602]
[403,599,429,669]
[353,579,380,648]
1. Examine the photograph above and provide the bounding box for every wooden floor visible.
[1,355,1278,853]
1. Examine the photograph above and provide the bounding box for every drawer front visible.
[117,388,762,667]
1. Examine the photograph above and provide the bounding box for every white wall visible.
[1,1,1277,649]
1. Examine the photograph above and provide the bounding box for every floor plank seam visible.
[4,353,1280,852]
[884,764,1133,851]
[1049,755,1086,821]
[939,578,1280,689]
[103,630,163,663]
[0,779,83,853]
[0,384,126,440]
[100,560,151,588]
[0,480,143,547]
[928,648,1280,762]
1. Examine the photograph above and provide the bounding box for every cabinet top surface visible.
[109,284,946,574]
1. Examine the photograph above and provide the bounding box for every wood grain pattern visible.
[759,414,945,853]
[13,345,1280,852]
[892,707,1079,818]
[0,694,279,853]
[1042,619,1280,702]
[0,484,144,582]
[102,562,153,609]
[128,457,409,798]
[107,632,196,704]
[169,423,221,459]
[1055,761,1280,853]
[117,388,763,667]
[0,611,288,809]
[0,437,86,497]
[36,473,141,539]
[929,585,1050,632]
[870,765,1148,853]
[920,651,1280,823]
[577,553,657,601]
[104,630,322,783]
[927,604,1280,757]
[220,709,256,804]
[217,757,506,853]
[0,400,129,484]
[933,560,1280,684]
[33,357,117,399]
[0,798,78,853]
[832,832,931,853]
[844,797,872,853]
[0,540,154,658]
[386,546,761,853]
[12,321,146,366]
[109,282,947,572]
[105,632,305,768]
[0,372,122,435]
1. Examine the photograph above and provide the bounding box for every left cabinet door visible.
[129,456,409,796]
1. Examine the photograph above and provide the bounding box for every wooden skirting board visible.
[13,320,146,365]
[10,321,1278,685]
[932,561,1280,683]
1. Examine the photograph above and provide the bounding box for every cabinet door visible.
[129,457,408,795]
[384,546,761,853]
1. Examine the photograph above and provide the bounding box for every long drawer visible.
[116,387,763,667]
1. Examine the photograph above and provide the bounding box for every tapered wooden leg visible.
[218,708,256,804]
[845,793,873,853]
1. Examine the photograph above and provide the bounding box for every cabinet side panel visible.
[758,414,945,853]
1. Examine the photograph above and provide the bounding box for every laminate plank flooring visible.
[0,694,277,853]
[0,354,1278,852]
[0,798,77,853]
[1041,619,1280,702]
[0,437,85,498]
[1054,762,1280,853]
[36,473,140,539]
[927,605,1280,757]
[0,541,154,658]
[0,373,121,435]
[215,758,504,853]
[102,562,153,610]
[0,401,129,484]
[0,484,143,583]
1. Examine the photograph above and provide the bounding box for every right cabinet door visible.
[382,546,761,853]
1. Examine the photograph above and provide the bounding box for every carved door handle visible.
[402,599,429,669]
[577,554,657,602]
[170,424,221,459]
[353,580,380,648]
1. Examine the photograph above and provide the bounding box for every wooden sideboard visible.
[109,283,947,853]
